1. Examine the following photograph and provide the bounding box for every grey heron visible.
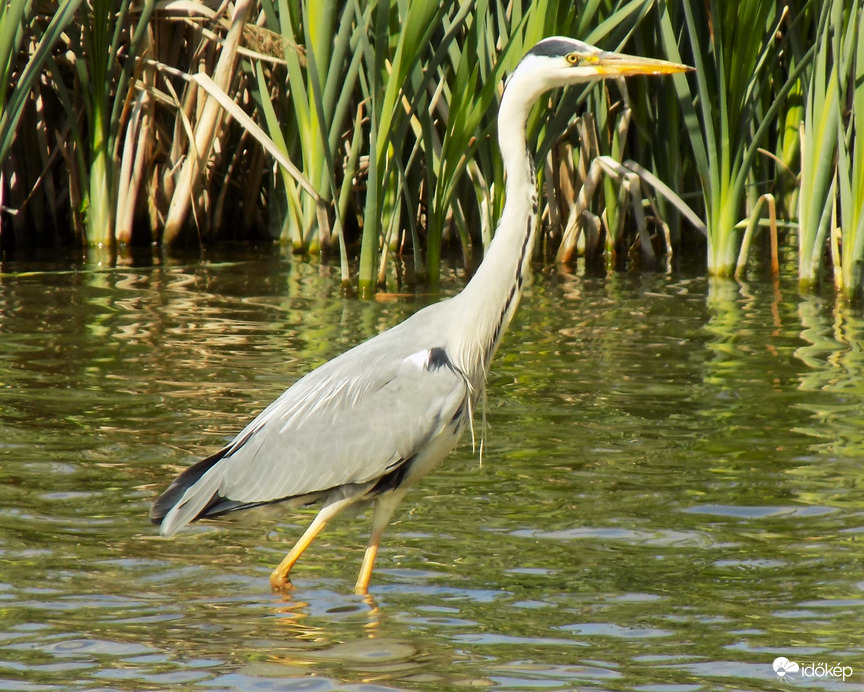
[150,37,690,594]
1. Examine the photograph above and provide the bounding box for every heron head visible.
[508,36,692,93]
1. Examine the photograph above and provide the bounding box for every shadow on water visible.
[1,250,863,690]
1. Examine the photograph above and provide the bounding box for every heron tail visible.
[149,447,229,536]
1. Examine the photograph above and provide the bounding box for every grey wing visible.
[220,346,471,499]
[158,344,470,535]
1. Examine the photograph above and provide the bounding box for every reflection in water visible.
[796,295,864,461]
[1,254,863,690]
[264,592,463,687]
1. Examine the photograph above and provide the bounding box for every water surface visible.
[1,252,862,690]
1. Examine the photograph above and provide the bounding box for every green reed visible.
[797,1,841,290]
[658,0,811,278]
[1,0,81,243]
[832,0,864,298]
[6,0,861,300]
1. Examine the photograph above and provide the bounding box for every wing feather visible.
[154,301,472,536]
[216,345,469,503]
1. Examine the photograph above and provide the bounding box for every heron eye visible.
[566,53,581,66]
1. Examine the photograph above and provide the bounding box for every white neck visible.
[449,69,549,385]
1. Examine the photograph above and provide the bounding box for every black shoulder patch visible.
[370,458,413,496]
[427,347,453,370]
[527,38,578,59]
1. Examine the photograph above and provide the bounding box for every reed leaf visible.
[834,0,864,297]
[0,0,81,167]
[797,2,840,287]
[355,0,454,297]
[659,0,810,277]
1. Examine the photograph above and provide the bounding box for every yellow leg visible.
[354,534,381,595]
[270,496,355,590]
[354,491,405,595]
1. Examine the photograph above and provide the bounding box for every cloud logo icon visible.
[773,657,800,678]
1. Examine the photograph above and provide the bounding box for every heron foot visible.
[269,567,294,591]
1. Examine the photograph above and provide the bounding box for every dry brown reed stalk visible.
[162,0,253,243]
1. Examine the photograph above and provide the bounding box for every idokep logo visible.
[772,656,855,683]
[773,657,799,679]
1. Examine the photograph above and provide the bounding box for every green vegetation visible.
[2,0,864,298]
[658,0,803,278]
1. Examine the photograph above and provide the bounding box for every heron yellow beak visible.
[591,51,693,77]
